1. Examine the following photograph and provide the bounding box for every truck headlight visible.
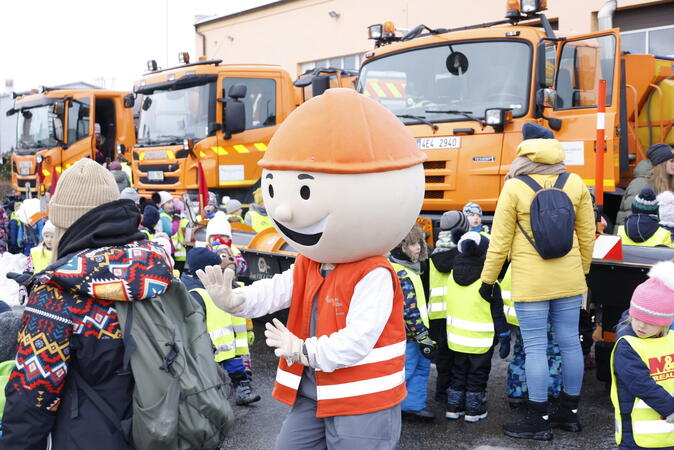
[520,0,539,13]
[368,24,383,40]
[36,154,43,164]
[484,108,513,131]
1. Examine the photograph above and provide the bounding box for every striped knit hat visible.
[631,187,659,216]
[629,261,674,327]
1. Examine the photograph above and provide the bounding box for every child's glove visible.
[497,331,511,359]
[666,413,674,424]
[248,331,255,346]
[479,282,501,303]
[415,332,438,360]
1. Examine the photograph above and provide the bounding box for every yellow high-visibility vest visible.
[191,288,249,361]
[428,260,450,320]
[171,217,188,262]
[247,211,273,232]
[499,265,518,326]
[617,225,674,248]
[31,246,52,273]
[610,333,674,447]
[390,262,428,328]
[445,273,495,354]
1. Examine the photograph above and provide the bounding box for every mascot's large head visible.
[258,89,426,264]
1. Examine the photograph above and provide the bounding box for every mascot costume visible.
[198,88,426,449]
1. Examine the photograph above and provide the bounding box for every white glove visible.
[666,413,674,424]
[264,318,308,366]
[195,265,246,314]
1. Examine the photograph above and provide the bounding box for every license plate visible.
[148,171,164,181]
[19,162,31,175]
[416,136,461,150]
[144,151,166,160]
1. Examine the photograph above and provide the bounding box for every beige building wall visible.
[195,0,672,77]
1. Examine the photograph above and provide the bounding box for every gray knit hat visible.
[440,210,469,231]
[646,143,674,166]
[49,158,119,259]
[120,187,140,204]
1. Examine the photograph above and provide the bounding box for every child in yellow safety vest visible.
[611,260,674,449]
[616,188,674,248]
[30,221,54,274]
[445,231,510,423]
[389,224,437,422]
[182,247,261,406]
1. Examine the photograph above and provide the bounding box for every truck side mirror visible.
[117,143,126,155]
[123,93,135,108]
[311,75,331,97]
[228,84,247,100]
[536,88,558,109]
[223,101,245,139]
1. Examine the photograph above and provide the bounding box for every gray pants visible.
[275,396,401,450]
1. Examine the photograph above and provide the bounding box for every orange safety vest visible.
[272,254,406,418]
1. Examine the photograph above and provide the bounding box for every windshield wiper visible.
[396,114,438,132]
[425,110,483,127]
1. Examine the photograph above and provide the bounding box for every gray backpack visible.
[115,279,233,449]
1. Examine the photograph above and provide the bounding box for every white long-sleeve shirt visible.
[236,265,394,373]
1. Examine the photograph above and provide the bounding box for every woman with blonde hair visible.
[647,143,674,194]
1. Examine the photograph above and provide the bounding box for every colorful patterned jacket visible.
[0,241,172,450]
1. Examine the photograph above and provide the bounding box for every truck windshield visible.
[137,82,213,147]
[15,104,63,154]
[358,40,531,125]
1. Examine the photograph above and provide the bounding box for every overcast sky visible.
[0,0,274,92]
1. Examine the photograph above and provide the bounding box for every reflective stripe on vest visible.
[445,273,495,354]
[617,225,674,248]
[390,262,428,328]
[30,246,52,274]
[499,265,518,326]
[428,260,450,320]
[248,211,273,232]
[610,333,674,447]
[272,255,406,418]
[191,288,249,361]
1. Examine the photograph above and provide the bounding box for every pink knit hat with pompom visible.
[630,261,674,327]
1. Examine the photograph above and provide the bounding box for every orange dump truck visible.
[132,56,356,201]
[357,0,673,223]
[7,88,135,196]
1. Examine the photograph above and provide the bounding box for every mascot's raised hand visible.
[196,265,246,314]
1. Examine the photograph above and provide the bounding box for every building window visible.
[621,25,674,57]
[299,53,365,75]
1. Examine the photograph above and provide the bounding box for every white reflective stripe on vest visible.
[209,327,233,340]
[501,290,512,300]
[635,394,674,409]
[429,302,446,313]
[351,340,406,367]
[430,287,447,297]
[504,305,516,318]
[233,324,248,334]
[276,368,302,390]
[235,338,248,348]
[447,315,494,332]
[447,332,494,349]
[632,420,674,435]
[316,369,405,401]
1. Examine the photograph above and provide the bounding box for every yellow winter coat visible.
[481,138,596,302]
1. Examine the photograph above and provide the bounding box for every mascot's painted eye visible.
[268,184,275,198]
[300,185,310,200]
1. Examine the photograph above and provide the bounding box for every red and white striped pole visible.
[595,79,607,232]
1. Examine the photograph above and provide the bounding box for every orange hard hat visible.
[258,88,426,173]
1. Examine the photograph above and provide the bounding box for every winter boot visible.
[402,408,436,422]
[464,391,488,423]
[507,395,525,409]
[550,392,582,432]
[445,388,465,420]
[502,400,553,441]
[235,380,261,406]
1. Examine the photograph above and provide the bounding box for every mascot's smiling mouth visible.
[272,216,328,247]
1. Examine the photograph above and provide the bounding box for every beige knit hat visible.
[49,158,119,259]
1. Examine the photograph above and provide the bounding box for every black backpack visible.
[516,172,576,259]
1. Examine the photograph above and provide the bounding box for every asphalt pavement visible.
[221,321,616,450]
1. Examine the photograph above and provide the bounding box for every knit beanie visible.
[631,187,659,216]
[463,202,482,217]
[646,143,674,167]
[120,187,140,204]
[657,191,674,226]
[187,247,221,275]
[42,220,55,235]
[49,158,119,259]
[629,261,674,327]
[454,230,490,257]
[226,199,243,214]
[108,160,122,171]
[142,204,160,228]
[440,210,469,231]
[208,192,218,207]
[206,211,232,239]
[522,122,554,140]
[158,191,173,208]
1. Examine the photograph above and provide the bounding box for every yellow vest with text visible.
[617,225,674,248]
[391,262,428,328]
[191,288,249,361]
[31,246,52,274]
[610,333,674,448]
[445,273,495,354]
[428,260,450,320]
[499,265,518,326]
[248,211,273,232]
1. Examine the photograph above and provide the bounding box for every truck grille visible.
[424,161,446,170]
[425,191,443,199]
[137,164,179,173]
[426,176,444,183]
[139,176,179,185]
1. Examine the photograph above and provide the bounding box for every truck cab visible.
[8,89,135,196]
